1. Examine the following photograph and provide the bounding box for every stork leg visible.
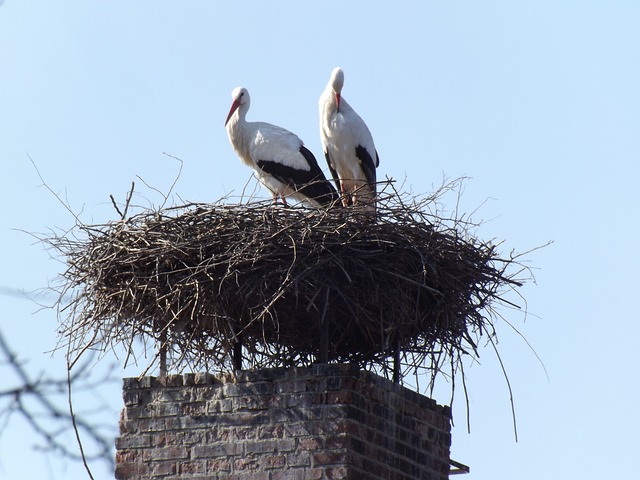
[338,183,347,207]
[271,194,288,207]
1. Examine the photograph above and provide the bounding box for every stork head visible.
[225,87,250,126]
[330,67,344,110]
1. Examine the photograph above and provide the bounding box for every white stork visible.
[319,67,380,211]
[225,86,338,208]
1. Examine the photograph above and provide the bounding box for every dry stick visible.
[121,181,135,220]
[27,153,83,225]
[488,334,518,442]
[456,354,473,435]
[233,335,243,371]
[159,328,168,377]
[109,195,124,218]
[66,358,95,480]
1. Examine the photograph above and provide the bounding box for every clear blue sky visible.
[1,1,639,479]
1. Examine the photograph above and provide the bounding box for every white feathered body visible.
[225,87,337,207]
[319,69,379,210]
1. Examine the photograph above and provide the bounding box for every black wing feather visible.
[355,145,378,193]
[324,150,341,192]
[257,146,338,206]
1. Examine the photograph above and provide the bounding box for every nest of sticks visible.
[51,180,530,384]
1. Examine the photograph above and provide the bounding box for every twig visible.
[67,360,95,480]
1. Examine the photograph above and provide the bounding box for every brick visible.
[226,473,269,480]
[115,462,150,479]
[175,476,216,480]
[182,430,206,445]
[194,372,217,385]
[287,451,312,467]
[180,415,217,429]
[222,411,270,426]
[193,443,243,458]
[124,405,152,420]
[153,431,203,447]
[315,418,347,436]
[271,407,320,423]
[137,417,166,432]
[119,418,137,435]
[274,379,309,394]
[284,423,313,437]
[163,416,180,431]
[206,426,233,443]
[260,454,286,469]
[137,376,156,389]
[144,446,189,461]
[271,468,309,480]
[155,402,180,416]
[233,425,259,441]
[243,380,275,395]
[325,465,350,479]
[311,363,359,378]
[326,389,353,404]
[122,377,140,390]
[298,436,323,451]
[115,449,140,465]
[286,393,314,408]
[312,449,348,466]
[151,461,177,475]
[194,386,219,402]
[159,374,183,387]
[158,387,191,403]
[244,439,277,454]
[258,423,284,439]
[235,394,271,410]
[234,454,260,471]
[305,467,325,480]
[325,434,350,450]
[116,367,452,480]
[123,390,141,406]
[115,434,151,449]
[179,460,206,474]
[182,401,207,415]
[207,398,233,413]
[207,457,232,472]
[182,373,197,385]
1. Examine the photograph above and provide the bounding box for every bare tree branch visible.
[0,328,117,472]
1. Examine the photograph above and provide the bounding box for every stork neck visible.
[226,114,253,163]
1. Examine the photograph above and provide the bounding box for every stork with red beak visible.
[225,87,338,208]
[319,67,380,211]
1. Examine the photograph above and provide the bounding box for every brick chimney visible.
[115,364,452,479]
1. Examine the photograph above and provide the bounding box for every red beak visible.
[225,99,241,126]
[335,93,341,112]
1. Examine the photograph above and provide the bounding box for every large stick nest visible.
[51,180,529,382]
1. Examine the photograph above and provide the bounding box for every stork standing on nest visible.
[319,67,380,212]
[225,86,338,208]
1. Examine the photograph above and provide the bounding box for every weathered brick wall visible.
[116,364,451,479]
